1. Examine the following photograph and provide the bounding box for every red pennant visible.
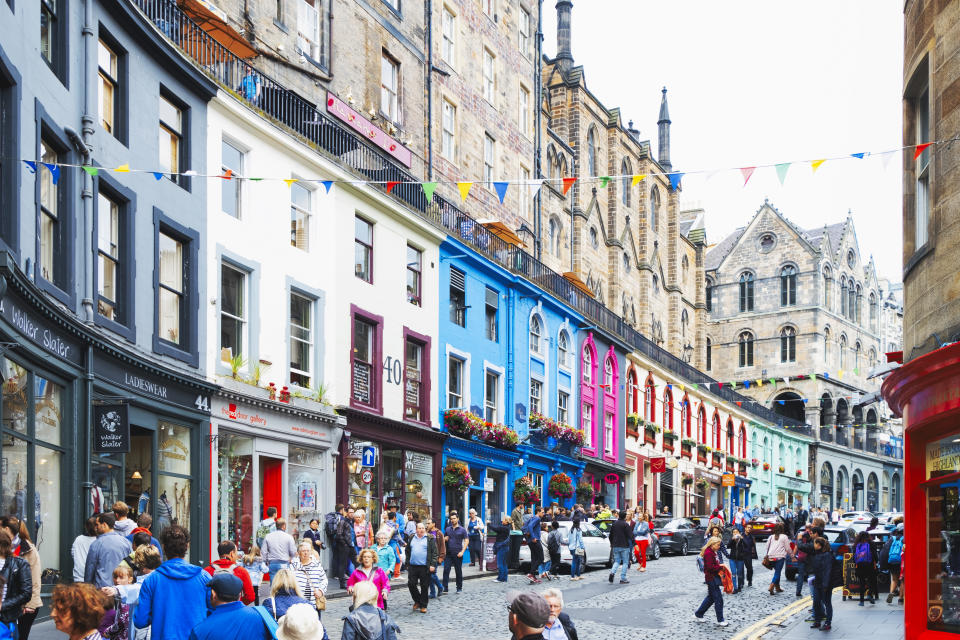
[222,169,233,180]
[914,142,933,160]
[562,177,577,195]
[739,167,756,186]
[736,401,742,407]
[386,181,398,193]
[717,382,724,390]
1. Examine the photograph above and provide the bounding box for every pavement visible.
[755,589,905,640]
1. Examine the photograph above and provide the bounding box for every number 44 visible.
[195,395,210,412]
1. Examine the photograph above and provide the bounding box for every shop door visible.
[486,470,505,522]
[260,457,283,521]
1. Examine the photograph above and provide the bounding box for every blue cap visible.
[208,573,244,600]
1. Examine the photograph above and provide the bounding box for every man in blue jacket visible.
[134,524,211,640]
[189,574,271,640]
[85,512,133,587]
[525,506,544,584]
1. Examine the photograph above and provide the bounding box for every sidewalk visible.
[775,598,905,639]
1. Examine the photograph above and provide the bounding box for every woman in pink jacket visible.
[764,523,794,594]
[347,548,391,610]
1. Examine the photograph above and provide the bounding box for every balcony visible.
[528,430,580,459]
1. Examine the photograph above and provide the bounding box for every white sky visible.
[541,1,904,282]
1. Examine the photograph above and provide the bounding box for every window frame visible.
[158,88,190,191]
[288,288,318,389]
[780,264,797,306]
[557,329,571,370]
[40,0,68,85]
[97,29,127,144]
[219,261,248,366]
[706,337,712,371]
[529,378,542,415]
[402,327,432,426]
[739,272,755,312]
[153,208,200,366]
[780,326,796,363]
[441,6,456,67]
[354,215,374,283]
[557,390,569,424]
[484,367,502,423]
[449,267,466,328]
[447,355,464,409]
[350,305,384,413]
[380,50,400,124]
[406,244,422,306]
[290,180,312,251]
[34,104,75,307]
[519,84,530,136]
[738,331,754,368]
[518,6,531,58]
[529,314,543,356]
[914,82,930,251]
[92,171,136,340]
[220,137,244,218]
[441,98,457,161]
[482,48,496,103]
[485,287,498,342]
[0,48,20,255]
[297,0,331,71]
[483,133,496,185]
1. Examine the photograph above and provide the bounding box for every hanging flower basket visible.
[442,461,472,493]
[548,473,574,498]
[513,476,540,505]
[763,462,771,471]
[681,475,694,486]
[778,465,785,473]
[575,481,595,504]
[795,469,803,477]
[444,410,520,449]
[696,478,710,490]
[751,458,760,468]
[530,411,586,447]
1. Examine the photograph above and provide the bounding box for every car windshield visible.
[825,529,849,543]
[653,519,674,529]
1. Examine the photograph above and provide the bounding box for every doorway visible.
[486,470,506,522]
[260,456,284,522]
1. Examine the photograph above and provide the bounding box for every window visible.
[557,391,570,424]
[221,140,243,218]
[823,267,832,309]
[848,282,857,321]
[158,94,183,183]
[530,315,542,354]
[663,388,673,432]
[441,99,456,160]
[650,187,660,230]
[0,59,18,252]
[586,127,596,177]
[681,309,689,338]
[739,272,755,312]
[627,369,639,414]
[840,277,849,317]
[484,370,499,422]
[520,165,531,220]
[517,85,531,137]
[441,7,456,65]
[823,328,830,363]
[558,331,570,368]
[855,342,862,371]
[481,0,494,18]
[351,313,379,407]
[98,39,120,137]
[297,0,330,69]
[603,413,614,456]
[780,265,797,306]
[549,218,561,257]
[39,140,66,288]
[484,134,495,184]
[698,407,707,443]
[158,231,184,346]
[406,245,421,306]
[449,268,466,327]
[354,216,373,282]
[40,0,66,80]
[154,213,198,364]
[603,357,614,389]
[382,0,400,11]
[220,264,246,363]
[581,402,593,448]
[288,182,311,250]
[738,331,754,367]
[915,84,930,249]
[530,379,542,414]
[681,398,691,438]
[706,337,712,371]
[404,336,427,422]
[706,279,713,312]
[448,357,463,409]
[518,7,531,58]
[96,190,123,323]
[589,226,598,249]
[759,233,776,252]
[380,52,399,122]
[643,378,655,421]
[289,292,313,387]
[582,347,592,384]
[482,49,495,102]
[869,293,878,331]
[839,335,847,369]
[780,327,796,363]
[621,159,631,206]
[485,287,498,341]
[855,284,863,324]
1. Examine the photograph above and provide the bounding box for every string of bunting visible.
[17,136,950,202]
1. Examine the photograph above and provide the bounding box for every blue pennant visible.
[319,180,333,193]
[667,172,684,190]
[23,160,37,174]
[42,163,60,185]
[153,172,165,181]
[850,152,866,159]
[777,400,785,406]
[743,380,751,389]
[493,181,509,204]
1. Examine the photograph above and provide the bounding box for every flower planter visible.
[697,453,707,465]
[626,426,640,440]
[663,441,674,454]
[644,431,657,445]
[445,409,520,449]
[738,467,747,477]
[681,443,692,459]
[548,473,574,499]
[725,460,734,472]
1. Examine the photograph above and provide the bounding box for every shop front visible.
[337,409,445,532]
[731,475,752,509]
[882,342,960,639]
[696,469,723,514]
[582,460,628,510]
[441,436,516,524]
[774,475,811,510]
[211,388,343,556]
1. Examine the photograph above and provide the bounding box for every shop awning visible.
[477,220,525,247]
[178,0,257,58]
[562,272,593,297]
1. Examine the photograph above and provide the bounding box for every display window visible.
[924,432,960,632]
[346,441,434,531]
[217,433,254,551]
[288,445,325,540]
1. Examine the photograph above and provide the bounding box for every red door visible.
[261,457,283,520]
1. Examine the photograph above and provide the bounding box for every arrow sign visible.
[361,446,377,467]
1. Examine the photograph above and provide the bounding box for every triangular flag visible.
[782,377,789,386]
[42,163,60,185]
[736,401,742,407]
[114,164,130,173]
[494,181,509,204]
[837,370,844,380]
[666,384,672,390]
[23,161,37,174]
[693,384,699,391]
[743,380,751,389]
[248,177,263,182]
[221,169,233,180]
[82,166,99,176]
[528,179,545,195]
[777,400,785,406]
[808,374,815,380]
[802,398,809,404]
[562,177,577,195]
[631,174,646,187]
[914,142,933,160]
[850,152,866,159]
[283,179,298,187]
[183,170,197,176]
[729,381,736,390]
[667,172,684,190]
[756,379,763,387]
[769,378,776,386]
[824,372,830,379]
[457,182,473,202]
[153,172,165,181]
[319,180,333,193]
[717,382,724,390]
[811,159,826,173]
[679,385,685,392]
[881,151,894,170]
[853,368,860,376]
[775,163,791,185]
[599,176,610,188]
[422,182,438,202]
[386,181,398,193]
[740,167,756,186]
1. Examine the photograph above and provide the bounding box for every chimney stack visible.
[657,86,672,172]
[556,1,573,74]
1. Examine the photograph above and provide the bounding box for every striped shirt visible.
[290,559,328,600]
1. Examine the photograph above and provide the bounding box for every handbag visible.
[575,548,586,557]
[315,590,327,611]
[762,556,775,570]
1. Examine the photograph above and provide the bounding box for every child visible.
[373,531,398,578]
[99,565,133,640]
[547,521,563,579]
[242,545,268,605]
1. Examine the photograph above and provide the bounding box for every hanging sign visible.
[93,404,130,453]
[650,458,666,473]
[604,473,619,484]
[326,92,413,167]
[721,473,736,487]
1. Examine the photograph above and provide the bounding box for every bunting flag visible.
[152,172,165,181]
[740,167,756,186]
[736,401,742,407]
[853,368,860,376]
[631,174,646,187]
[755,379,763,387]
[769,378,777,387]
[824,372,830,379]
[808,373,815,380]
[494,181,509,204]
[743,380,751,389]
[810,159,826,173]
[422,182,438,202]
[22,160,37,174]
[837,370,844,380]
[717,382,724,390]
[914,142,933,159]
[320,180,333,193]
[42,163,60,185]
[599,176,610,188]
[782,377,789,386]
[457,182,473,202]
[82,166,99,177]
[221,169,233,180]
[667,172,684,190]
[693,383,699,391]
[850,152,866,159]
[562,177,577,195]
[775,163,790,185]
[283,178,298,187]
[114,164,130,173]
[386,181,399,193]
[183,170,197,176]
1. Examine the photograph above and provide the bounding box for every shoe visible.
[420,608,428,614]
[820,624,832,631]
[619,579,630,584]
[456,589,462,593]
[859,601,865,607]
[810,622,821,629]
[608,574,615,583]
[694,615,707,623]
[716,621,729,627]
[886,593,894,603]
[775,585,784,593]
[805,616,816,622]
[748,582,752,587]
[640,567,646,572]
[526,574,536,583]
[442,589,449,594]
[533,578,542,584]
[412,604,419,612]
[769,584,775,595]
[796,593,802,598]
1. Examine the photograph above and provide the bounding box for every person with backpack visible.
[204,541,257,605]
[188,574,272,640]
[547,521,563,579]
[256,507,278,548]
[694,537,728,626]
[809,537,834,631]
[884,524,905,603]
[853,531,879,605]
[341,581,400,640]
[524,507,545,585]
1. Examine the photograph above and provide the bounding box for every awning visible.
[477,220,525,247]
[562,272,593,297]
[178,0,257,58]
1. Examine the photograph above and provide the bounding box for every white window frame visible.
[482,48,495,103]
[484,134,496,185]
[220,262,247,364]
[380,51,400,123]
[518,6,531,58]
[529,377,542,415]
[519,85,530,136]
[529,314,543,355]
[441,6,456,67]
[442,99,457,161]
[290,180,312,251]
[581,401,593,449]
[915,84,930,249]
[519,165,531,220]
[483,361,505,423]
[221,137,244,218]
[557,390,569,424]
[446,346,471,410]
[557,328,571,371]
[289,290,315,388]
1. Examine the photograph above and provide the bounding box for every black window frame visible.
[158,87,191,191]
[780,265,797,306]
[0,44,21,255]
[93,170,136,341]
[738,332,754,368]
[97,26,128,145]
[152,208,200,367]
[450,267,466,328]
[39,0,69,87]
[739,272,754,312]
[780,327,796,363]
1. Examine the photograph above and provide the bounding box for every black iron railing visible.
[132,0,803,428]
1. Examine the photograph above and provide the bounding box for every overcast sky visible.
[541,1,904,282]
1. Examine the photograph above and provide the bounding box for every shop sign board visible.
[93,403,130,453]
[926,435,960,480]
[93,353,210,412]
[0,295,82,365]
[650,458,666,473]
[484,477,494,492]
[721,473,735,487]
[406,451,432,473]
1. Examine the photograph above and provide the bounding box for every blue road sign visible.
[361,446,377,467]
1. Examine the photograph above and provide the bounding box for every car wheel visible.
[680,540,689,555]
[651,542,661,560]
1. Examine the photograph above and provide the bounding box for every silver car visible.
[518,520,611,569]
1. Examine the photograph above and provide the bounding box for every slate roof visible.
[801,222,845,253]
[705,227,745,270]
[705,213,848,272]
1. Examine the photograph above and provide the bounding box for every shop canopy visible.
[477,220,525,247]
[562,272,594,297]
[178,0,257,58]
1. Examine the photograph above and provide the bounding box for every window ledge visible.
[273,19,288,33]
[153,337,199,368]
[903,241,934,279]
[94,314,135,343]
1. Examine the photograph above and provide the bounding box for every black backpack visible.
[324,512,339,541]
[547,531,560,554]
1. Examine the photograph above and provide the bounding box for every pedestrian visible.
[52,583,108,640]
[853,531,878,605]
[0,529,33,638]
[466,509,485,569]
[707,525,729,563]
[112,502,136,538]
[442,512,468,593]
[742,525,757,588]
[693,537,728,627]
[275,603,325,640]
[72,516,99,583]
[133,524,211,640]
[794,525,816,598]
[302,519,325,559]
[633,512,650,572]
[568,517,586,582]
[372,530,398,579]
[607,509,633,585]
[538,522,552,581]
[290,540,328,611]
[126,514,163,558]
[188,574,271,640]
[341,581,400,640]
[424,518,446,598]
[542,588,578,640]
[333,504,354,589]
[726,528,748,593]
[763,523,793,595]
[809,537,834,631]
[733,507,746,533]
[118,532,151,576]
[256,507,278,548]
[830,508,840,525]
[85,513,134,588]
[381,511,403,579]
[525,507,545,584]
[242,545,268,605]
[796,505,809,532]
[262,518,298,580]
[406,522,437,613]
[510,504,525,572]
[347,548,390,610]
[353,510,374,558]
[101,543,162,640]
[507,591,549,640]
[204,541,256,605]
[261,569,313,622]
[98,566,132,640]
[883,524,904,603]
[488,516,512,583]
[547,521,563,579]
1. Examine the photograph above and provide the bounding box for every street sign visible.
[722,473,736,487]
[361,446,377,467]
[361,469,373,485]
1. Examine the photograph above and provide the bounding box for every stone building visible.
[877,277,903,355]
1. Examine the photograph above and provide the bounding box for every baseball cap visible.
[208,573,243,600]
[895,523,904,532]
[505,591,550,628]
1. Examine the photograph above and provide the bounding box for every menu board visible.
[353,362,371,404]
[927,434,960,479]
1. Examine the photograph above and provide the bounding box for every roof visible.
[801,222,845,253]
[705,227,745,270]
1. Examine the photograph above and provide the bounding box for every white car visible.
[517,520,611,570]
[839,511,875,525]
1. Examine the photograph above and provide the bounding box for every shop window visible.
[355,216,373,282]
[289,292,314,388]
[217,433,254,552]
[220,263,246,365]
[347,442,379,526]
[558,391,568,424]
[288,444,324,541]
[484,369,499,422]
[406,245,422,306]
[351,309,381,411]
[290,182,311,251]
[157,421,191,538]
[403,333,429,423]
[447,356,463,409]
[485,288,498,341]
[529,378,542,414]
[449,268,466,327]
[405,451,433,518]
[925,432,960,632]
[527,472,543,505]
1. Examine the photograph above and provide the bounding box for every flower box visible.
[444,409,519,449]
[697,452,707,465]
[626,414,644,429]
[644,427,657,445]
[626,425,640,440]
[725,460,734,472]
[529,411,586,447]
[663,440,674,454]
[738,467,747,477]
[681,442,693,459]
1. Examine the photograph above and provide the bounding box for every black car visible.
[652,518,704,555]
[690,515,733,544]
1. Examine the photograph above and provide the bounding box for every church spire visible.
[658,87,672,171]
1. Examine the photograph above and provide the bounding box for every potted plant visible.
[548,473,574,499]
[763,462,770,471]
[795,469,803,477]
[575,481,595,504]
[442,461,472,493]
[663,430,679,442]
[626,413,643,429]
[696,478,710,490]
[681,475,694,486]
[751,458,760,468]
[778,465,785,473]
[513,476,540,505]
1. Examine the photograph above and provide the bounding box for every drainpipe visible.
[533,0,543,261]
[76,0,96,324]
[425,0,433,180]
[506,289,515,430]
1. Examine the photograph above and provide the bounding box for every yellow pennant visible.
[837,369,844,380]
[811,159,826,173]
[457,182,473,201]
[631,174,646,187]
[115,164,130,173]
[679,384,685,392]
[283,178,298,187]
[756,379,763,387]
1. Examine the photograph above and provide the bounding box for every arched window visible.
[848,283,857,321]
[869,293,878,332]
[643,375,656,422]
[582,346,593,384]
[627,369,639,414]
[780,326,796,363]
[549,218,562,257]
[726,418,735,454]
[649,187,660,231]
[869,348,877,371]
[586,127,597,177]
[557,330,570,369]
[530,315,543,354]
[739,423,747,458]
[705,278,714,312]
[823,266,832,309]
[855,284,862,323]
[559,156,568,181]
[780,265,797,306]
[739,272,755,312]
[621,159,631,207]
[680,309,689,338]
[839,335,847,369]
[682,255,689,282]
[738,331,754,367]
[712,413,722,450]
[855,341,862,370]
[823,328,830,363]
[603,357,614,389]
[681,395,691,438]
[697,405,707,443]
[547,148,556,181]
[706,337,712,371]
[840,277,848,317]
[663,387,674,432]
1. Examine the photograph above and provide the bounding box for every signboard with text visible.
[326,92,413,167]
[93,404,130,453]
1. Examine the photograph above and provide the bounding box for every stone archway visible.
[773,391,806,423]
[836,466,849,510]
[867,472,879,512]
[852,469,865,511]
[835,399,850,445]
[891,473,901,511]
[819,394,835,441]
[819,461,834,510]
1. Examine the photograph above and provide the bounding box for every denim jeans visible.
[570,551,584,578]
[795,563,807,596]
[729,559,744,590]
[442,555,463,591]
[695,576,725,622]
[770,558,785,585]
[610,547,631,580]
[428,571,443,597]
[539,558,551,575]
[267,561,288,581]
[812,583,833,624]
[495,543,509,581]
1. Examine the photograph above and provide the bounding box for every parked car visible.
[691,515,733,544]
[652,518,705,555]
[785,526,856,581]
[875,512,901,526]
[747,514,784,541]
[517,520,612,571]
[839,511,875,526]
[589,518,661,561]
